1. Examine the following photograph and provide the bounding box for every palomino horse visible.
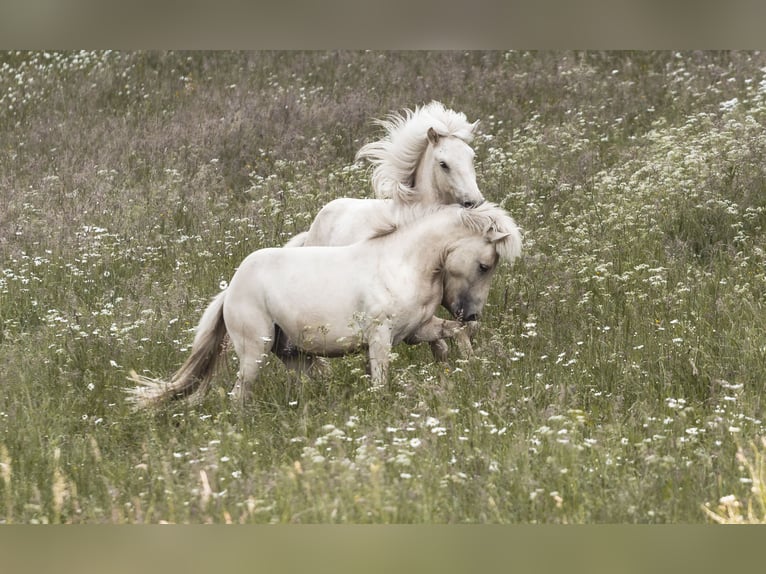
[284,101,487,358]
[128,202,521,408]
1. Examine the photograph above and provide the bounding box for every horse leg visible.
[227,320,274,407]
[409,317,474,358]
[408,320,477,361]
[272,324,330,388]
[278,353,309,376]
[429,339,450,362]
[367,322,393,388]
[279,355,330,379]
[459,321,480,357]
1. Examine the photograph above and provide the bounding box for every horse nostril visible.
[464,313,479,322]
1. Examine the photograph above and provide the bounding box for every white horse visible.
[284,101,488,358]
[128,202,521,408]
[285,101,484,249]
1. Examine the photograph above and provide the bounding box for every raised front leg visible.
[409,317,476,359]
[455,320,479,358]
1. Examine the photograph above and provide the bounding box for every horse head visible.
[424,126,484,208]
[356,101,485,208]
[441,203,522,322]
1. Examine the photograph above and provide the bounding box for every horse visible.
[283,101,488,358]
[127,202,522,408]
[284,100,485,249]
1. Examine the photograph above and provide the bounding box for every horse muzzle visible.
[450,301,481,323]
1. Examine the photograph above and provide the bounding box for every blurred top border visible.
[1,0,765,50]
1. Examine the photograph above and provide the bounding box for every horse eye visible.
[439,161,449,170]
[479,263,490,273]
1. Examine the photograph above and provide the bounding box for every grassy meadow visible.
[1,51,766,523]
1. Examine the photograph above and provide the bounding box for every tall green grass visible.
[1,51,766,522]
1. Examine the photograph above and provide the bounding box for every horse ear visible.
[487,227,523,262]
[487,230,512,244]
[427,127,439,144]
[471,119,480,133]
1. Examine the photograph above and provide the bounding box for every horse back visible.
[303,198,393,246]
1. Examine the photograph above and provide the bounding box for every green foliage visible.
[1,51,766,523]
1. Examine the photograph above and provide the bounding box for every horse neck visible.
[383,210,465,271]
[411,146,441,205]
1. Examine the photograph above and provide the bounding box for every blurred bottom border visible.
[0,525,761,574]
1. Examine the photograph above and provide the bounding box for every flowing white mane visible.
[375,202,522,264]
[355,101,479,203]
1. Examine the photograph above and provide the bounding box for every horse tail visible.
[284,231,308,247]
[127,290,228,408]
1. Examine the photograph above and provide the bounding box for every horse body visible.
[225,241,440,358]
[128,203,521,408]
